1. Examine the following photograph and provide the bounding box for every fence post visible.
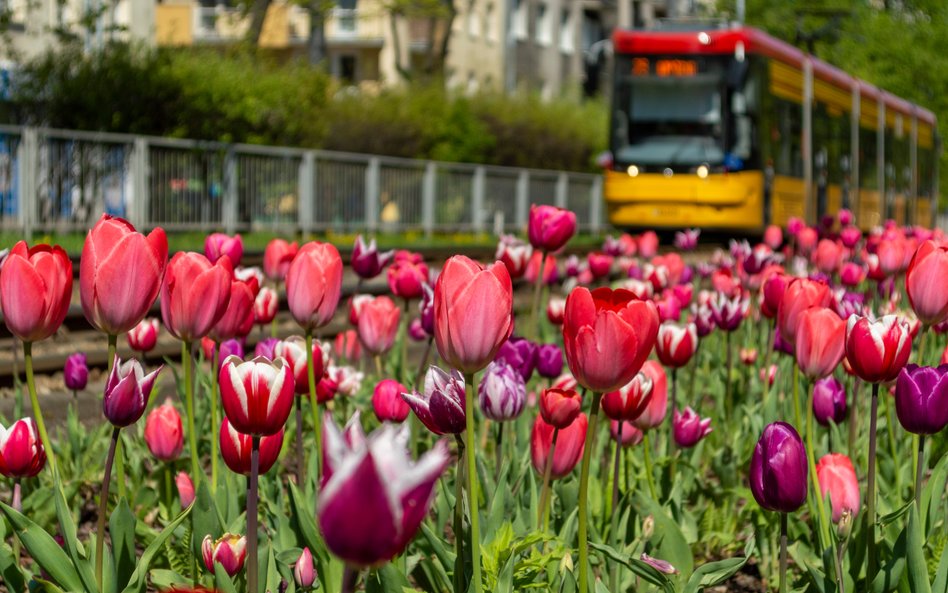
[18,127,37,241]
[129,137,149,229]
[422,161,436,238]
[555,172,568,208]
[471,166,485,233]
[223,148,238,234]
[299,151,315,238]
[516,170,529,229]
[365,157,380,233]
[589,176,603,234]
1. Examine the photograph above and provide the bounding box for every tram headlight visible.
[626,164,639,177]
[696,164,709,179]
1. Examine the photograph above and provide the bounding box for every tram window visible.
[859,126,878,190]
[774,98,802,177]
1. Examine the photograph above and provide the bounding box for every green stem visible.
[211,343,219,493]
[915,434,925,510]
[762,321,774,404]
[669,367,678,482]
[296,394,305,485]
[529,250,547,340]
[537,428,559,531]
[804,377,831,547]
[609,422,623,593]
[463,373,482,593]
[306,332,323,479]
[792,365,802,443]
[109,333,127,501]
[779,512,788,593]
[577,391,602,593]
[642,431,659,501]
[867,383,879,584]
[494,421,504,482]
[724,331,733,419]
[23,342,57,476]
[182,341,200,486]
[247,436,260,593]
[453,435,467,593]
[848,378,860,460]
[882,390,901,497]
[95,426,121,592]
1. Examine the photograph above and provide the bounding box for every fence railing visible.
[0,125,604,238]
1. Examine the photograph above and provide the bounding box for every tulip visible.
[546,296,565,325]
[295,547,316,589]
[632,361,668,430]
[144,399,184,461]
[563,287,658,393]
[528,204,576,252]
[387,258,430,300]
[319,415,450,566]
[602,372,652,422]
[0,418,46,478]
[740,348,758,366]
[103,356,162,428]
[536,343,564,378]
[160,252,233,342]
[565,255,582,277]
[539,387,582,429]
[845,315,913,384]
[760,272,788,319]
[334,329,362,362]
[641,554,678,575]
[749,422,808,513]
[609,420,643,446]
[794,307,845,380]
[894,364,948,435]
[219,356,294,436]
[419,283,435,335]
[478,361,526,421]
[777,278,831,348]
[673,228,700,251]
[219,418,284,475]
[64,353,89,392]
[763,225,783,249]
[209,276,259,343]
[710,291,748,332]
[813,239,842,273]
[263,238,298,282]
[253,286,278,325]
[286,241,344,332]
[357,295,401,356]
[408,318,428,341]
[761,364,777,386]
[403,366,466,434]
[839,226,862,248]
[496,235,533,279]
[673,407,712,448]
[352,235,394,279]
[526,252,560,286]
[602,235,624,257]
[797,227,818,254]
[530,412,587,479]
[0,241,73,343]
[587,252,613,279]
[80,215,168,335]
[816,453,861,523]
[434,256,514,374]
[347,294,372,327]
[906,240,948,326]
[638,231,659,258]
[812,377,847,427]
[840,262,866,287]
[202,533,247,576]
[204,233,243,268]
[692,304,714,337]
[372,379,410,423]
[176,471,195,507]
[877,238,905,276]
[655,322,698,368]
[494,336,538,381]
[127,318,160,352]
[328,365,364,398]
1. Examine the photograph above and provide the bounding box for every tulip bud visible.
[372,379,410,423]
[202,533,247,576]
[749,422,808,513]
[655,322,698,368]
[0,418,46,478]
[528,205,577,252]
[103,356,162,427]
[294,547,316,589]
[641,554,678,575]
[402,366,466,435]
[144,399,184,461]
[286,242,344,332]
[263,238,298,282]
[536,344,564,379]
[894,364,948,434]
[494,336,538,382]
[673,407,712,448]
[219,356,295,436]
[546,296,565,325]
[530,413,587,479]
[816,453,861,523]
[602,372,653,422]
[837,509,854,540]
[539,388,582,429]
[127,317,160,353]
[357,296,401,356]
[352,235,394,280]
[64,353,89,391]
[219,418,284,476]
[478,361,526,422]
[176,471,195,507]
[812,377,847,426]
[388,258,430,300]
[253,286,278,325]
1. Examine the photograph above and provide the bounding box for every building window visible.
[334,0,357,34]
[536,2,552,46]
[334,54,358,83]
[581,9,603,51]
[512,0,527,40]
[559,8,573,53]
[466,0,479,38]
[484,2,495,43]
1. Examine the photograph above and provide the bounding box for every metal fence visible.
[0,125,604,238]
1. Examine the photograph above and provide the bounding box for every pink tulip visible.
[202,533,247,576]
[286,242,344,332]
[587,252,613,279]
[219,356,294,436]
[434,256,513,374]
[335,329,362,361]
[877,238,906,276]
[812,239,842,274]
[80,214,168,335]
[632,361,667,431]
[219,418,284,476]
[204,233,243,268]
[906,240,948,326]
[797,227,818,254]
[294,547,316,589]
[673,407,712,447]
[530,413,587,479]
[816,453,860,523]
[387,258,430,300]
[263,239,298,282]
[609,420,643,446]
[274,336,324,396]
[638,231,659,258]
[0,418,46,478]
[103,356,163,427]
[208,276,259,343]
[840,262,866,287]
[160,252,233,342]
[176,471,195,507]
[127,318,160,352]
[253,287,278,325]
[0,241,73,343]
[144,399,184,461]
[357,296,401,356]
[777,278,831,348]
[845,315,912,383]
[528,205,576,252]
[840,226,862,248]
[763,225,783,249]
[525,251,559,285]
[372,379,410,422]
[795,307,845,380]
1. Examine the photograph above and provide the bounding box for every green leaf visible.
[587,542,675,593]
[878,500,913,528]
[683,535,756,593]
[110,498,137,592]
[0,540,26,593]
[52,480,97,593]
[871,524,907,593]
[289,482,343,592]
[191,480,223,561]
[905,505,932,593]
[120,504,193,593]
[364,564,412,593]
[933,530,948,593]
[922,452,948,534]
[0,502,84,592]
[214,561,239,593]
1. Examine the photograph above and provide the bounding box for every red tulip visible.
[286,242,344,332]
[845,315,912,383]
[144,399,184,461]
[530,413,587,479]
[795,307,845,380]
[127,318,159,352]
[777,278,831,348]
[526,252,559,285]
[387,258,429,300]
[372,379,410,422]
[655,321,698,368]
[0,241,72,343]
[204,233,243,268]
[208,276,259,343]
[816,453,861,523]
[219,418,284,475]
[906,240,948,326]
[274,336,323,395]
[160,252,233,342]
[263,239,298,282]
[760,272,788,319]
[80,214,168,335]
[202,533,247,577]
[334,329,362,361]
[495,235,533,279]
[528,204,576,252]
[253,287,278,325]
[563,287,658,392]
[434,256,513,374]
[539,388,582,429]
[602,372,653,421]
[840,262,866,287]
[357,296,401,356]
[219,356,295,436]
[632,361,667,431]
[348,294,373,326]
[546,296,565,325]
[0,418,46,478]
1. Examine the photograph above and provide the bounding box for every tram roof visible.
[613,25,936,125]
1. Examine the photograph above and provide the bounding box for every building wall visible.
[446,0,507,92]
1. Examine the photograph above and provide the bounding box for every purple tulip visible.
[419,283,435,336]
[64,352,88,391]
[673,407,712,448]
[402,366,466,435]
[495,336,538,381]
[710,292,748,332]
[478,361,526,421]
[772,326,794,355]
[812,376,847,426]
[103,356,162,427]
[319,414,449,567]
[832,290,865,320]
[641,553,678,574]
[895,364,948,435]
[565,255,581,278]
[351,235,394,280]
[674,228,700,251]
[602,235,624,257]
[536,343,564,379]
[254,337,280,360]
[692,304,714,337]
[219,339,244,367]
[408,318,428,342]
[749,422,808,513]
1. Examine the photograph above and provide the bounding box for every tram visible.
[604,24,939,231]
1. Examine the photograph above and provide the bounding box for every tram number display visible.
[631,58,699,77]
